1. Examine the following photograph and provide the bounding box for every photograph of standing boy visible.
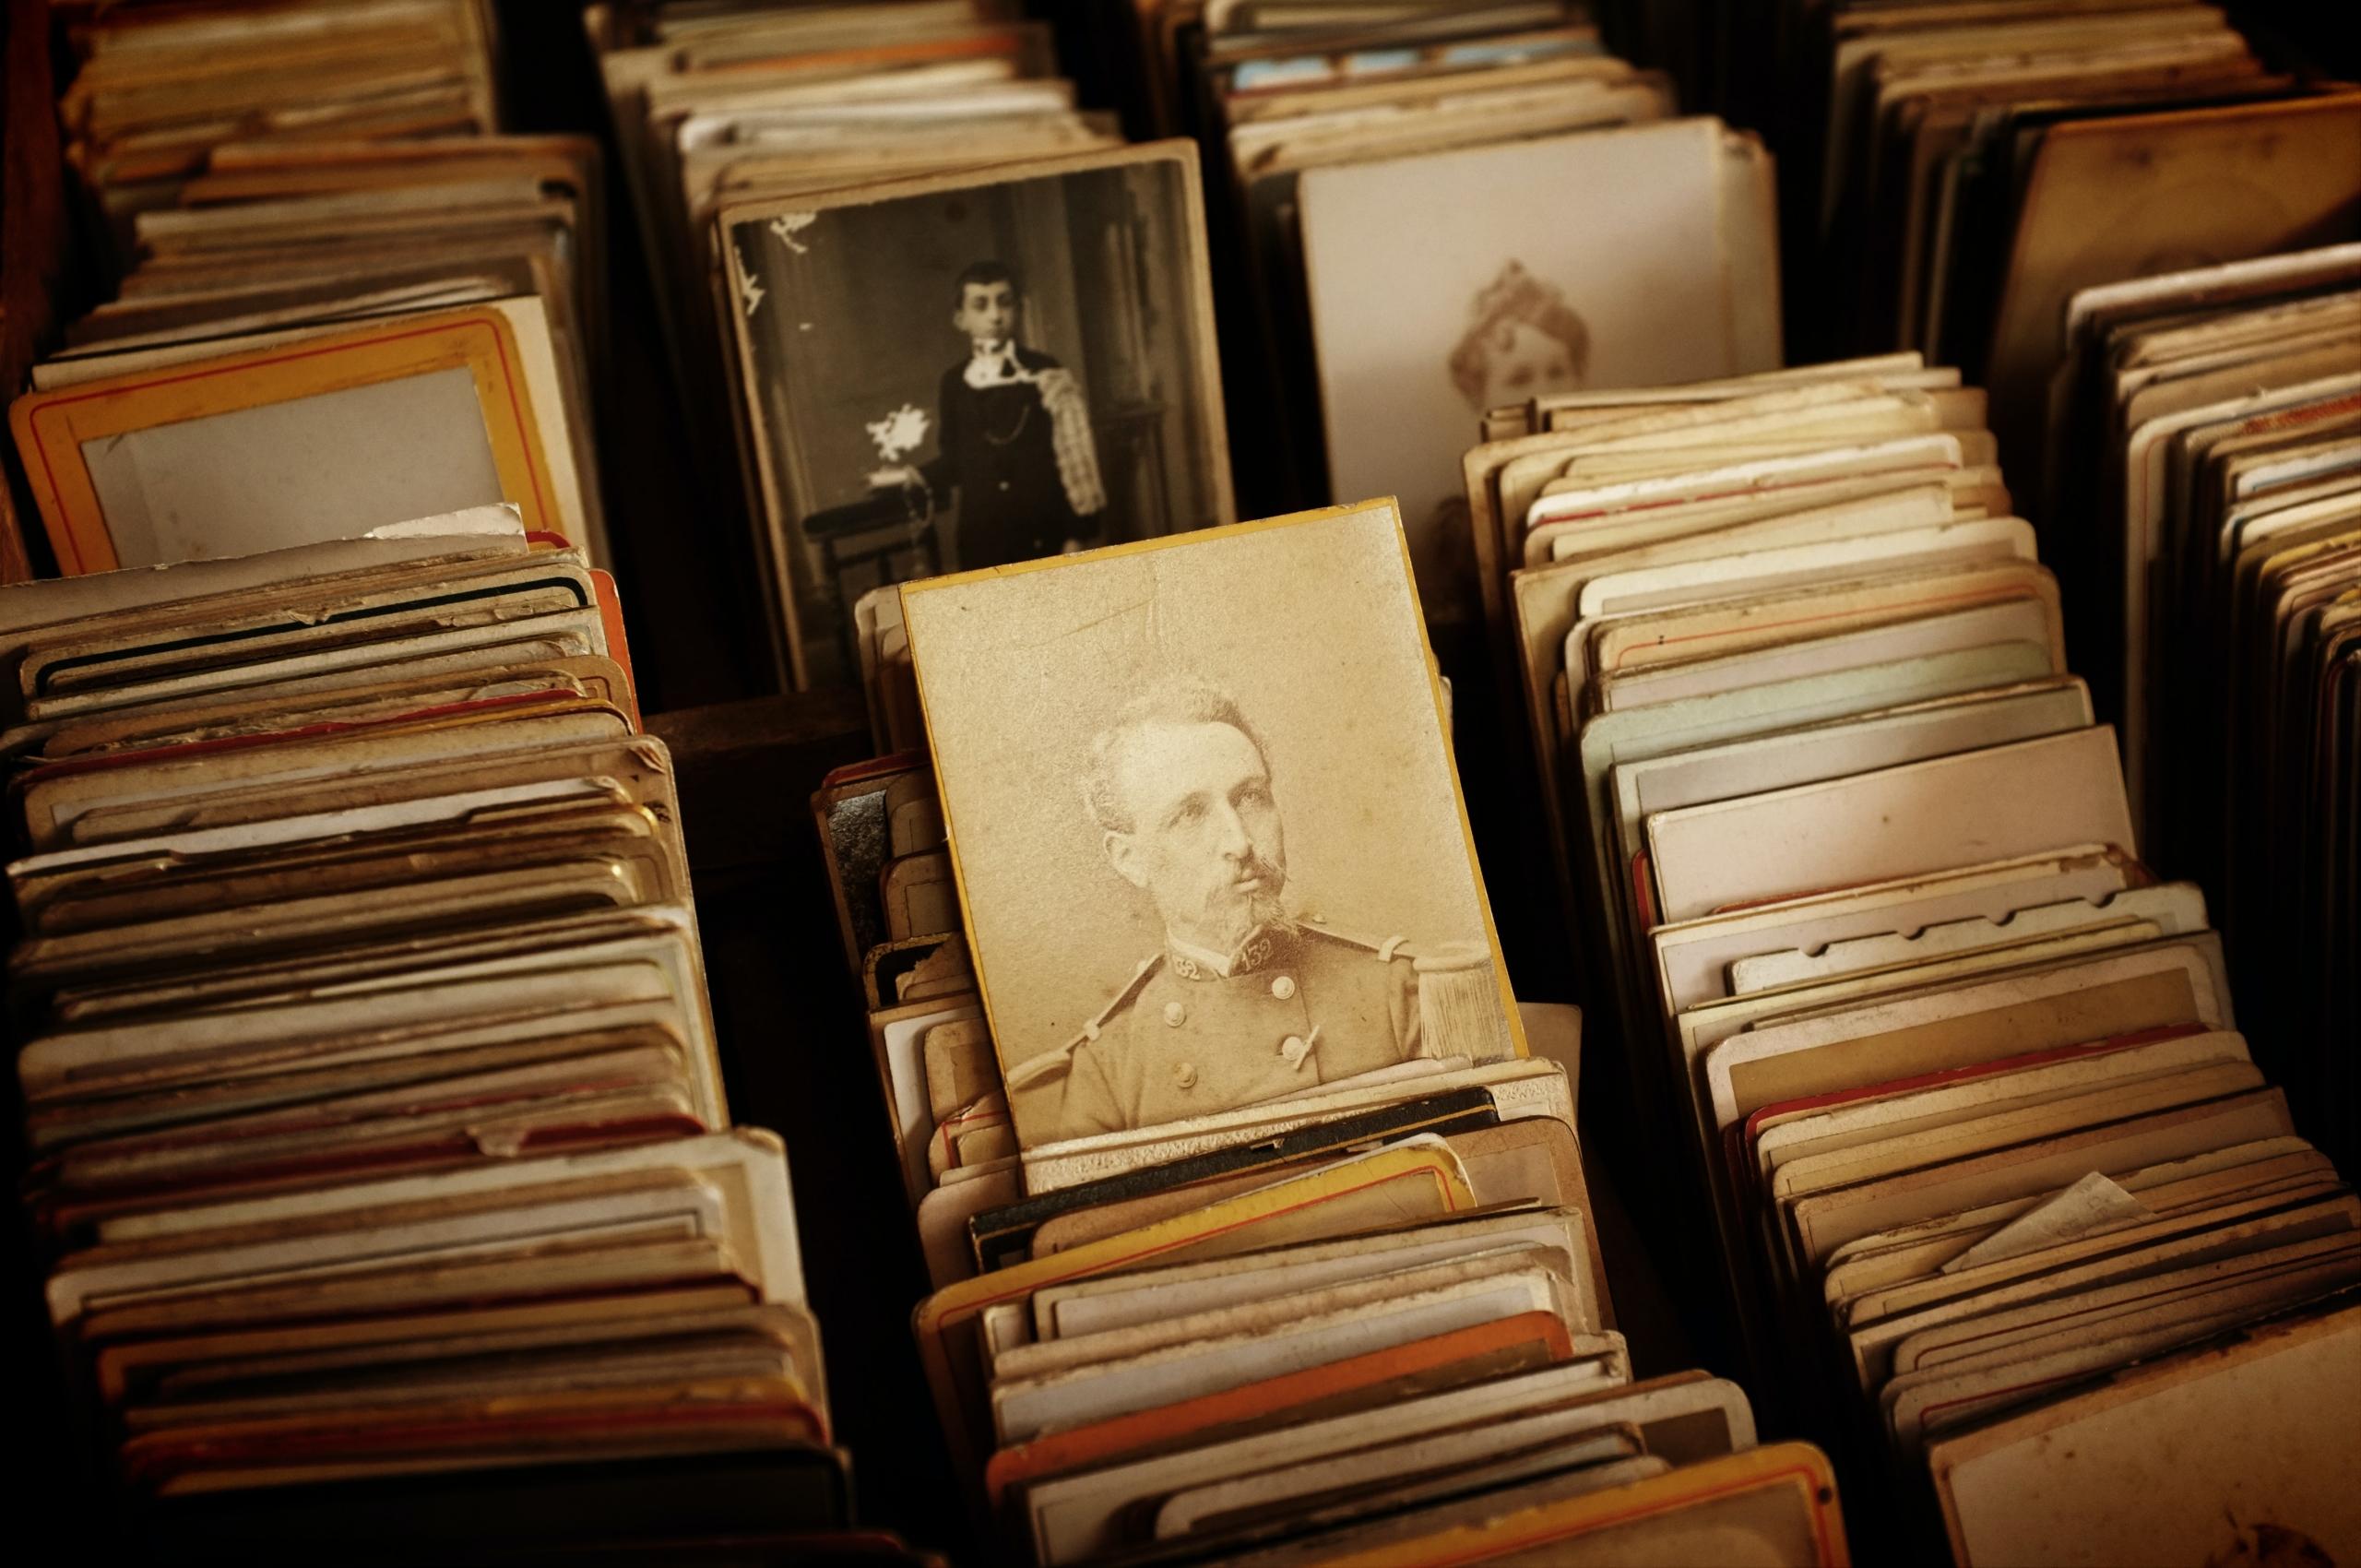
[869,260,1108,569]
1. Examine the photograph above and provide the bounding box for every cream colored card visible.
[899,499,1524,1156]
[1929,1298,2359,1566]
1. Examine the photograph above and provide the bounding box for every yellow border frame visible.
[7,308,554,576]
[899,496,1532,1132]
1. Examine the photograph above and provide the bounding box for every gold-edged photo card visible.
[900,497,1525,1152]
[720,140,1233,690]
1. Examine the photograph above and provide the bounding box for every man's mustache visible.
[1204,858,1286,932]
[1220,853,1285,891]
[1200,858,1286,948]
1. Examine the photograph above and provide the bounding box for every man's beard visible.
[1200,857,1287,953]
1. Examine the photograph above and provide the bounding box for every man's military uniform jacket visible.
[1046,918,1423,1139]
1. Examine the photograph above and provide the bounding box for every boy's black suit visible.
[919,345,1103,568]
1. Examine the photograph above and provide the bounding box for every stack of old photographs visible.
[0,510,859,1557]
[1460,359,2361,1562]
[818,499,1849,1566]
[1465,349,2014,1030]
[2044,243,2361,1172]
[588,1,1233,691]
[12,0,611,576]
[51,0,501,256]
[1144,0,1783,626]
[813,748,997,1247]
[1779,0,2361,452]
[1112,0,1622,139]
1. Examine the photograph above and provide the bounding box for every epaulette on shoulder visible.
[1085,954,1164,1037]
[1006,1043,1073,1090]
[1295,917,1418,963]
[1005,954,1162,1091]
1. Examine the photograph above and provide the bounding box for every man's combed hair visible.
[954,258,1018,306]
[1082,675,1268,834]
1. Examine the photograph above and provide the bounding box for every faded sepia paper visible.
[902,500,1523,1147]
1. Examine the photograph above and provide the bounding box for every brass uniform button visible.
[1281,1034,1309,1067]
[1270,975,1297,1001]
[1174,1062,1197,1089]
[1163,1001,1187,1028]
